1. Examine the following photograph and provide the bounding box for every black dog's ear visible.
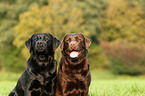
[25,34,35,51]
[25,38,31,51]
[53,37,60,50]
[49,33,60,50]
[60,33,69,49]
[79,33,91,49]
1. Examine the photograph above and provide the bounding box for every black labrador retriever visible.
[9,33,60,96]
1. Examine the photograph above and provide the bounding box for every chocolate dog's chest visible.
[60,68,90,96]
[62,79,88,96]
[65,80,87,91]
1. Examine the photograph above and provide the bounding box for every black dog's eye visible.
[43,36,49,41]
[34,36,39,41]
[44,38,49,41]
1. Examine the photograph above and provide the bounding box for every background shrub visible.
[101,41,145,75]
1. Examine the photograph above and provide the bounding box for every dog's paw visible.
[8,91,18,96]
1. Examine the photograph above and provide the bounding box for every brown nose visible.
[70,41,77,50]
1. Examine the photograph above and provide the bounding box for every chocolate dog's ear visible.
[25,33,35,51]
[85,37,91,49]
[79,33,91,49]
[49,33,60,50]
[60,33,69,49]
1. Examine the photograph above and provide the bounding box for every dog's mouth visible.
[37,49,45,52]
[36,48,48,53]
[69,49,82,59]
[64,49,84,63]
[39,55,45,60]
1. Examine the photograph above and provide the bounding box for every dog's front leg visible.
[24,87,32,96]
[8,90,18,96]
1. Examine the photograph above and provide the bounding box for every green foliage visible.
[77,0,107,43]
[88,43,109,70]
[0,0,49,72]
[13,0,108,71]
[128,0,145,13]
[0,48,26,72]
[13,0,85,60]
[0,72,21,81]
[101,41,145,75]
[101,0,145,43]
[0,0,145,74]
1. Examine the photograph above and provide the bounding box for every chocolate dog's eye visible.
[43,36,46,39]
[66,38,71,42]
[76,36,81,42]
[77,38,81,42]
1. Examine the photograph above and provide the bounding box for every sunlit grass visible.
[89,79,145,96]
[1,70,145,96]
[0,81,16,96]
[1,79,145,96]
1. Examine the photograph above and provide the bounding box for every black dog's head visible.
[25,33,60,56]
[60,33,91,63]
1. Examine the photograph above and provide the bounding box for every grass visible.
[1,70,145,96]
[0,81,16,96]
[89,79,145,96]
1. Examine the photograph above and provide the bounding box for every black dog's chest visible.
[28,72,56,96]
[28,78,54,96]
[25,59,57,96]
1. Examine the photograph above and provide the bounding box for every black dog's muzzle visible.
[35,40,47,52]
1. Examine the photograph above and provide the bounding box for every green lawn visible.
[1,70,145,96]
[90,79,145,96]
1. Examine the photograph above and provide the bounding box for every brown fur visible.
[55,33,91,96]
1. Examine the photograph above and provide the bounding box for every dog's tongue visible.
[70,51,78,58]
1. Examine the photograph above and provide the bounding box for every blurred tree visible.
[1,0,144,72]
[128,0,145,13]
[76,0,110,69]
[77,0,107,44]
[101,0,145,43]
[0,0,49,72]
[13,0,84,61]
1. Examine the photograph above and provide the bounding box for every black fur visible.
[9,33,60,96]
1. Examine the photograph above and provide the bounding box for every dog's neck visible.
[63,57,88,70]
[27,52,55,74]
[60,57,89,80]
[33,54,53,65]
[31,51,54,63]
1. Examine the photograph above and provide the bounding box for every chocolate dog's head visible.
[60,33,91,63]
[25,33,60,60]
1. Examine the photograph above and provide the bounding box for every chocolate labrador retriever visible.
[55,33,91,96]
[9,33,60,96]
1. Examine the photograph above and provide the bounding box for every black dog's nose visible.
[37,42,43,49]
[37,42,43,45]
